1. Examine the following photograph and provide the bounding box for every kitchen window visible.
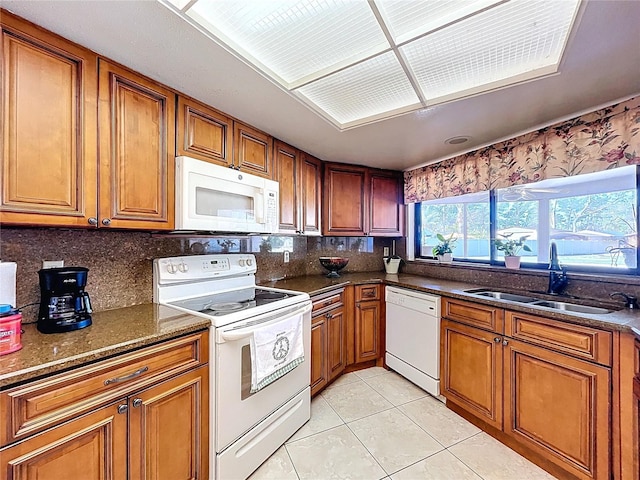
[415,191,490,260]
[413,165,639,274]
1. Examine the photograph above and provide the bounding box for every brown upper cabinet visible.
[0,12,176,230]
[0,13,98,227]
[274,139,322,235]
[98,60,175,230]
[323,162,404,236]
[233,122,273,179]
[369,170,405,236]
[176,95,233,167]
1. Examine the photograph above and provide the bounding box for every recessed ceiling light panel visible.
[187,0,389,85]
[376,0,504,44]
[159,0,582,129]
[296,51,420,126]
[401,0,580,102]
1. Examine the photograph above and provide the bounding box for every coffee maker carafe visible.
[38,267,92,333]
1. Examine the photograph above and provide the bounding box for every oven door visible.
[215,301,311,451]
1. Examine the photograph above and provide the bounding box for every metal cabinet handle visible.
[502,339,509,346]
[132,398,143,408]
[363,290,376,298]
[117,404,128,414]
[104,366,149,386]
[88,217,98,226]
[101,218,111,226]
[494,337,501,343]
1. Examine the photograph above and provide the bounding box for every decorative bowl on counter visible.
[319,257,349,278]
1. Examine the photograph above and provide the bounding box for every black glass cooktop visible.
[168,287,295,316]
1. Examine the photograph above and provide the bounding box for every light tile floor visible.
[249,367,558,480]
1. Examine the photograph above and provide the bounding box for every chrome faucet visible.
[547,242,568,295]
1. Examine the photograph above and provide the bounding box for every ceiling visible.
[3,0,639,172]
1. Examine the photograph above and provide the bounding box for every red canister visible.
[0,304,22,355]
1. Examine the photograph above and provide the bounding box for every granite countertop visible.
[3,271,640,389]
[263,272,640,335]
[0,304,210,389]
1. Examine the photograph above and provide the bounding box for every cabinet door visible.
[354,300,380,363]
[1,14,98,227]
[0,402,127,479]
[98,60,175,229]
[233,121,273,179]
[368,171,404,236]
[635,376,640,480]
[300,153,322,235]
[323,164,367,235]
[441,319,503,430]
[274,140,299,233]
[176,96,232,167]
[129,366,209,480]
[327,307,346,381]
[311,315,328,397]
[503,338,610,480]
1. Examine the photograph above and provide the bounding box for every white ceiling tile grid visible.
[162,0,582,129]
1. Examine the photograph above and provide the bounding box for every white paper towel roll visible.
[0,262,17,307]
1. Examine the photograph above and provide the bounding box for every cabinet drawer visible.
[443,298,504,333]
[635,339,640,375]
[505,311,612,366]
[312,288,345,314]
[355,284,381,302]
[1,331,208,447]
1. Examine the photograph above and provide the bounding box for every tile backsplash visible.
[0,228,394,322]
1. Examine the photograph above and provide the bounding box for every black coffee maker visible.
[38,267,92,333]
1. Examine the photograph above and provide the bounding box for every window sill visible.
[406,258,640,286]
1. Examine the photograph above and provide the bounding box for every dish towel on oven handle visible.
[250,313,304,393]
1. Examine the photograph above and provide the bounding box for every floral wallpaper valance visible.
[404,96,640,203]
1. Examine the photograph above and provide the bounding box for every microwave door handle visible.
[254,188,265,223]
[219,303,312,343]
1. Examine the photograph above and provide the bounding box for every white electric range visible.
[153,254,311,480]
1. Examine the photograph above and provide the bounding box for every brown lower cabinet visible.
[635,374,640,480]
[634,338,640,480]
[441,319,503,430]
[311,288,346,396]
[0,332,209,480]
[354,284,383,365]
[442,298,612,480]
[311,284,385,396]
[503,338,610,480]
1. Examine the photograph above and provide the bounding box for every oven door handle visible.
[219,303,311,342]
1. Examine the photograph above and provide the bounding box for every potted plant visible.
[494,233,532,269]
[259,237,272,253]
[432,233,457,263]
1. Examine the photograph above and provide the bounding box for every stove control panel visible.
[154,254,257,283]
[201,258,229,272]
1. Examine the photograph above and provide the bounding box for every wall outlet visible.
[42,260,64,269]
[383,247,390,257]
[284,251,290,263]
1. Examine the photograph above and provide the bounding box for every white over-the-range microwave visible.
[175,156,279,233]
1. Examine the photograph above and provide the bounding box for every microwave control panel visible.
[266,191,278,226]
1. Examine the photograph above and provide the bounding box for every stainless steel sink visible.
[463,288,616,314]
[530,300,613,315]
[471,291,538,303]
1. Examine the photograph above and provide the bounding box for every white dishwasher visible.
[385,286,441,396]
